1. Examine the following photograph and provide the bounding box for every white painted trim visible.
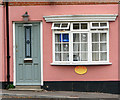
[52,22,110,64]
[71,22,89,31]
[24,58,33,61]
[13,22,43,86]
[52,30,55,62]
[50,62,112,65]
[13,22,16,86]
[51,22,70,29]
[107,22,109,62]
[43,14,118,22]
[90,22,109,29]
[40,21,43,86]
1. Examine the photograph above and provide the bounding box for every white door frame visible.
[13,21,43,86]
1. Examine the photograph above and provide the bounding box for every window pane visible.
[73,43,80,51]
[61,23,68,28]
[63,44,69,51]
[100,43,107,51]
[55,53,61,61]
[62,34,69,42]
[81,53,88,61]
[73,33,79,42]
[92,23,99,27]
[92,53,99,61]
[100,52,107,61]
[55,34,61,42]
[100,33,106,41]
[92,33,99,42]
[81,23,87,29]
[92,43,99,51]
[73,23,79,29]
[100,23,107,27]
[81,43,88,51]
[54,23,60,28]
[81,33,87,42]
[55,44,61,51]
[73,53,80,61]
[63,53,69,61]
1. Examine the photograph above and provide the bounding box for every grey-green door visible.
[15,22,41,85]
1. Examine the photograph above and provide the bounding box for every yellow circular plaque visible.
[75,66,87,75]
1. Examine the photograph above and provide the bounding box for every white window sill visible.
[24,58,33,61]
[50,62,112,66]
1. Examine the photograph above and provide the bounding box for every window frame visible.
[71,22,89,31]
[52,22,110,65]
[90,22,109,29]
[51,22,70,30]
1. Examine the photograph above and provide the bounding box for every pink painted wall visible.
[0,6,7,82]
[0,6,6,82]
[118,4,120,81]
[8,4,118,82]
[0,6,3,81]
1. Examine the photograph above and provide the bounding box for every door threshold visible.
[8,88,43,92]
[9,85,43,91]
[15,85,41,89]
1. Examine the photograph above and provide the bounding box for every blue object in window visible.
[63,34,69,42]
[60,34,69,42]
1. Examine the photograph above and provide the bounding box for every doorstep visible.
[8,85,43,92]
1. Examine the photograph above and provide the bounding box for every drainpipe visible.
[6,2,10,86]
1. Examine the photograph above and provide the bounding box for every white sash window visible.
[52,22,111,65]
[43,14,117,65]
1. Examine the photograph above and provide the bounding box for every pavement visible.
[0,89,120,100]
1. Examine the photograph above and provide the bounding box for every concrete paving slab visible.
[0,89,119,99]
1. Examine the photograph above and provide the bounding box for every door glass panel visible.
[25,26,31,58]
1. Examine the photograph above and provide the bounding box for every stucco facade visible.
[0,2,120,93]
[7,5,118,81]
